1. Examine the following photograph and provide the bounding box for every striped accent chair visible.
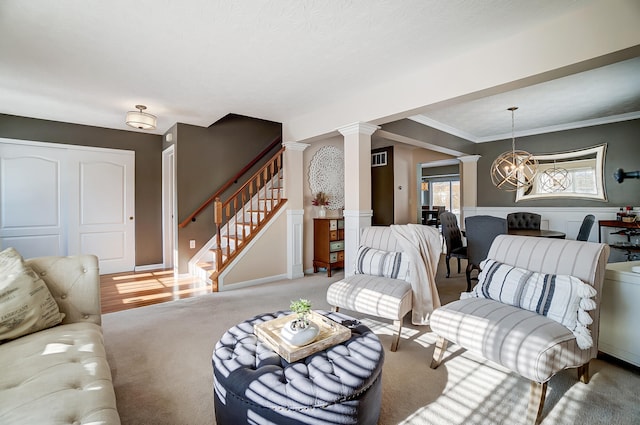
[429,235,610,425]
[326,226,412,352]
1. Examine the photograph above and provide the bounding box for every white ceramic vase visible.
[280,320,319,347]
[317,205,327,218]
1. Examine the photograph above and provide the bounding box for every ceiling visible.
[410,56,640,143]
[1,1,639,143]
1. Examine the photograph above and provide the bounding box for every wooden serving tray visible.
[254,311,351,363]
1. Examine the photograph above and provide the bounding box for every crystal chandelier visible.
[490,107,538,192]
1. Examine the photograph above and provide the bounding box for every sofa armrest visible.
[26,255,101,326]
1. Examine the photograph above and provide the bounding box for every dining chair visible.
[507,212,541,230]
[576,214,596,241]
[439,212,467,278]
[425,206,445,227]
[464,215,507,291]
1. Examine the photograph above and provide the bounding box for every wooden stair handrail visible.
[217,146,284,214]
[179,135,282,228]
[211,148,285,289]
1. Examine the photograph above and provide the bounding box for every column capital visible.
[283,141,310,151]
[336,122,380,137]
[342,209,374,218]
[458,155,481,163]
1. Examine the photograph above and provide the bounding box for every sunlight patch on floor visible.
[122,286,209,304]
[115,279,165,293]
[110,272,154,280]
[394,344,586,425]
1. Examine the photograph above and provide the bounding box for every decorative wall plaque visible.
[309,146,344,210]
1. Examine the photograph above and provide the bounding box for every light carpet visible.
[103,259,640,425]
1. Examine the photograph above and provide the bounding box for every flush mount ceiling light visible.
[126,105,156,130]
[490,107,538,192]
[541,160,571,192]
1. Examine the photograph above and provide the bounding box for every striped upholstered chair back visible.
[430,235,610,424]
[359,226,403,253]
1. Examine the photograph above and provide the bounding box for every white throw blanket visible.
[391,224,442,325]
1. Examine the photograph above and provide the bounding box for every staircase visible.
[189,148,286,290]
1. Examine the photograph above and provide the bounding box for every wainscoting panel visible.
[463,206,631,262]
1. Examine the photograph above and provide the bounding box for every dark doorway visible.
[371,146,394,225]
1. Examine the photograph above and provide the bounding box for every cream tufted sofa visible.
[0,254,120,424]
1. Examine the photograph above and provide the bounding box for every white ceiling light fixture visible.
[126,105,156,130]
[490,107,538,192]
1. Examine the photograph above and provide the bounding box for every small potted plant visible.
[290,298,312,329]
[280,298,319,346]
[312,192,329,217]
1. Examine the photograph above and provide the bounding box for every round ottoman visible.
[212,311,384,425]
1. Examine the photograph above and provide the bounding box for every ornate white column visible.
[337,122,379,277]
[283,141,310,279]
[458,155,481,223]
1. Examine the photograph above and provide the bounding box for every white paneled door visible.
[0,139,135,274]
[0,144,66,257]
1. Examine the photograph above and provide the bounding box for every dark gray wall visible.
[174,114,282,272]
[0,113,282,272]
[0,113,163,266]
[475,119,640,207]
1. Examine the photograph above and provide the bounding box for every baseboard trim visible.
[218,273,288,291]
[134,263,166,272]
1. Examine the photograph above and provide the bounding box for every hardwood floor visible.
[100,269,211,314]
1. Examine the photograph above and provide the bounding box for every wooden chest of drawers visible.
[313,218,345,277]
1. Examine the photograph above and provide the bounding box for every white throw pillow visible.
[471,259,597,349]
[355,246,410,281]
[0,247,65,342]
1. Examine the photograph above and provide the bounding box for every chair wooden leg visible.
[430,336,448,369]
[445,255,451,278]
[526,381,547,425]
[391,320,402,352]
[577,362,590,384]
[465,264,473,292]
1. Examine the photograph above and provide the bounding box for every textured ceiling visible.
[411,56,640,142]
[0,0,638,141]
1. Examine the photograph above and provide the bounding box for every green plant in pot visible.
[289,298,312,329]
[281,298,319,346]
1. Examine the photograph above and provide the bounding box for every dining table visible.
[508,229,566,239]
